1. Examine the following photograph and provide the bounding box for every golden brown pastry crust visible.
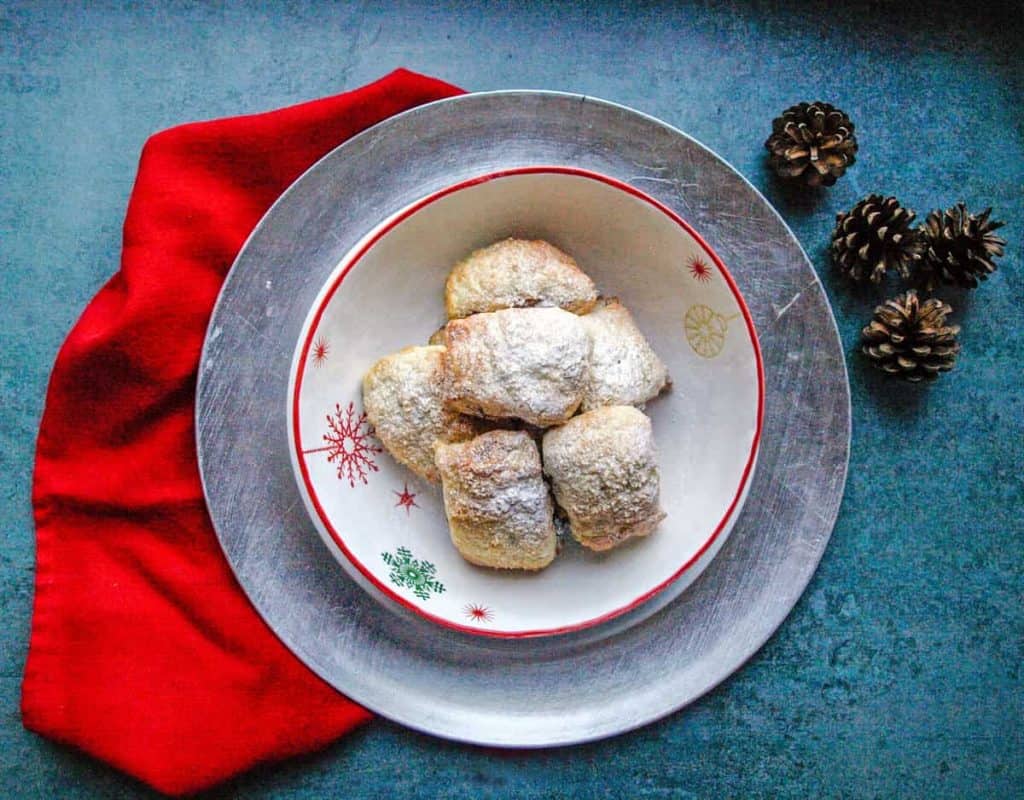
[445,238,598,319]
[542,406,665,551]
[435,430,557,570]
[427,325,447,346]
[443,307,591,427]
[580,297,669,412]
[362,345,484,483]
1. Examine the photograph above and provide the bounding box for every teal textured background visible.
[2,1,1021,797]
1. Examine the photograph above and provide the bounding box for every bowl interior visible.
[289,168,762,637]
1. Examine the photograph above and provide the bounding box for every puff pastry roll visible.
[362,345,484,483]
[542,406,665,551]
[580,297,669,412]
[445,238,598,320]
[435,430,557,570]
[443,307,591,427]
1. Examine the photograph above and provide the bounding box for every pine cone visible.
[861,290,960,382]
[918,204,1006,290]
[765,102,858,187]
[831,195,923,283]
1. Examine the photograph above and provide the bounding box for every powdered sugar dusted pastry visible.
[580,297,669,411]
[542,406,665,551]
[445,238,598,319]
[443,307,591,427]
[435,430,557,570]
[362,345,483,483]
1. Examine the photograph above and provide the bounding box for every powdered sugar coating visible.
[580,297,669,411]
[445,238,598,319]
[435,430,557,570]
[443,307,591,427]
[362,345,485,483]
[542,406,665,551]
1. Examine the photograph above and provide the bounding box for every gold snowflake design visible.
[684,304,738,359]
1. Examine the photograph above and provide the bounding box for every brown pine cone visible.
[861,290,960,382]
[917,204,1006,290]
[765,101,858,187]
[831,195,923,283]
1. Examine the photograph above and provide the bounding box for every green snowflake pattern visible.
[381,546,445,601]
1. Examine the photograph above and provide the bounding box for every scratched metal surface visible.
[196,91,850,745]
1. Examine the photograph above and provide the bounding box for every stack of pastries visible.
[362,238,669,571]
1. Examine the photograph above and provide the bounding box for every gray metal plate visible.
[196,91,850,746]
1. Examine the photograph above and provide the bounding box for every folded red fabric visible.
[22,69,463,796]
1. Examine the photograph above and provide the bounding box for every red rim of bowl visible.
[291,165,766,638]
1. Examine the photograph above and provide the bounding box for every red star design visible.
[463,603,493,623]
[688,256,713,283]
[394,483,418,514]
[311,336,329,367]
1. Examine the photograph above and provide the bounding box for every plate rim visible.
[288,164,766,638]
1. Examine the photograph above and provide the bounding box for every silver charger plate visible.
[196,91,850,746]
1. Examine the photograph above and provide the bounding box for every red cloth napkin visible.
[22,69,463,796]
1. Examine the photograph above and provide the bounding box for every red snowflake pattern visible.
[688,255,713,283]
[394,483,419,514]
[463,603,494,623]
[304,402,382,487]
[311,336,330,367]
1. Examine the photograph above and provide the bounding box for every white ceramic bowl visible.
[288,166,763,638]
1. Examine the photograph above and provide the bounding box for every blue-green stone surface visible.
[2,1,1021,797]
